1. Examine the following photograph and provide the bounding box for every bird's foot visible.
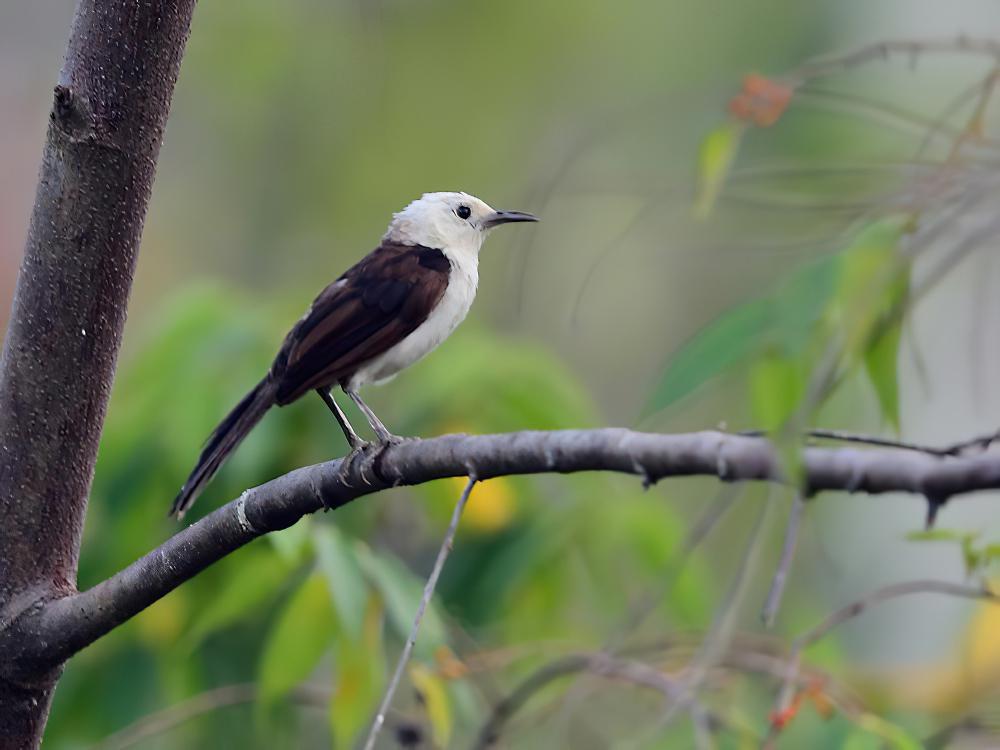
[336,435,409,489]
[374,431,406,447]
[357,433,409,481]
[337,441,375,488]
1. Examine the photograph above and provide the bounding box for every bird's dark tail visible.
[171,377,277,519]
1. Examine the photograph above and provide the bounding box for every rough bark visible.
[0,1,196,746]
[2,427,999,686]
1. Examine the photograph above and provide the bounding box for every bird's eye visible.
[456,205,471,220]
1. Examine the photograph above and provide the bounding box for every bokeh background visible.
[5,1,1000,747]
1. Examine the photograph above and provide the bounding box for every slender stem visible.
[92,683,329,750]
[761,493,805,627]
[362,476,477,750]
[792,36,1000,83]
[659,491,774,729]
[472,653,718,749]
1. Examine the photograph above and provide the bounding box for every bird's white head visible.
[384,191,537,260]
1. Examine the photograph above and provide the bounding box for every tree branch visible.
[4,427,1000,685]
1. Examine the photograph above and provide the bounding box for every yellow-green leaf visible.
[267,517,313,565]
[853,712,923,750]
[183,548,290,651]
[828,216,912,425]
[331,594,385,749]
[749,353,806,430]
[314,525,368,641]
[906,529,975,543]
[864,321,903,429]
[259,571,337,704]
[356,547,447,658]
[833,215,910,353]
[695,121,744,218]
[409,662,452,748]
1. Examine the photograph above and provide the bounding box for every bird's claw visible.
[337,435,408,487]
[337,441,373,487]
[358,434,406,481]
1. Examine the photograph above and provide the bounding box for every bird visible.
[170,191,538,518]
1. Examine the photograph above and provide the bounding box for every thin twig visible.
[657,490,775,731]
[472,652,720,749]
[913,66,1000,161]
[792,36,1000,83]
[761,493,805,627]
[794,88,1000,155]
[605,485,742,652]
[738,428,952,455]
[91,683,330,750]
[362,475,477,750]
[942,428,1000,455]
[799,579,999,652]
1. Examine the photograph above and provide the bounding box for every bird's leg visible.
[346,389,402,445]
[343,389,403,486]
[316,389,378,488]
[316,388,366,451]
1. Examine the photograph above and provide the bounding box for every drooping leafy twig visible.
[767,579,1000,742]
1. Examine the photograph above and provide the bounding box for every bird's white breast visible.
[347,253,478,389]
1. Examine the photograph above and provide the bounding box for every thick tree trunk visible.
[0,2,196,746]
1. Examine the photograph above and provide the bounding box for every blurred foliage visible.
[47,287,713,748]
[651,181,912,435]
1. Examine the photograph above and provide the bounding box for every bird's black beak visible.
[483,210,539,229]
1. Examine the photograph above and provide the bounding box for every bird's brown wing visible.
[271,242,451,404]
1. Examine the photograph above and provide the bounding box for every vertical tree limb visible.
[0,1,196,745]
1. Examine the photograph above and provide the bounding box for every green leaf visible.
[853,712,923,750]
[184,549,291,650]
[648,296,773,412]
[356,546,447,658]
[314,525,368,641]
[963,542,983,576]
[647,252,838,415]
[835,218,910,429]
[832,216,910,353]
[772,254,838,352]
[330,594,385,749]
[259,571,337,704]
[268,517,313,565]
[749,353,806,430]
[864,321,903,429]
[905,529,975,543]
[695,121,744,219]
